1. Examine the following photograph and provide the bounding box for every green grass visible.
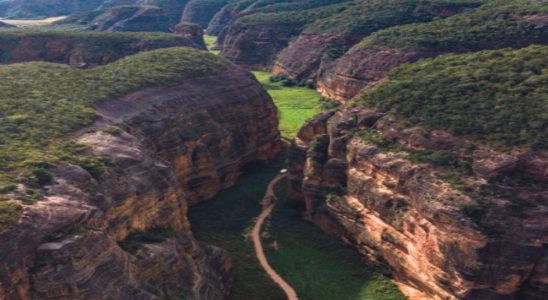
[187,154,287,300]
[263,177,407,300]
[204,34,220,55]
[252,71,321,139]
[0,200,22,232]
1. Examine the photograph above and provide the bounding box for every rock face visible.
[221,22,302,70]
[0,66,280,300]
[181,0,227,28]
[272,32,361,81]
[288,106,548,300]
[0,32,201,66]
[316,47,437,101]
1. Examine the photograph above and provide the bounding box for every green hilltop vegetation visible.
[0,47,229,191]
[50,5,168,32]
[305,0,483,36]
[354,45,548,150]
[237,1,353,26]
[235,0,482,31]
[359,0,548,53]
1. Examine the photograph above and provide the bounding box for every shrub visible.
[0,201,23,232]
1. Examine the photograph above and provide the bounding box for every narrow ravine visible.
[251,174,297,300]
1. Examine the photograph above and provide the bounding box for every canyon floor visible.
[187,68,406,300]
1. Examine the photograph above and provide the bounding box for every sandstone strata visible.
[288,106,548,299]
[0,32,201,66]
[0,66,280,300]
[221,22,302,70]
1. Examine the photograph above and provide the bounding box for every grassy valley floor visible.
[263,177,407,300]
[252,71,321,140]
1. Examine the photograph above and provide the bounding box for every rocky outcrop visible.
[288,106,548,299]
[207,4,240,36]
[181,0,227,28]
[317,47,437,101]
[221,22,302,70]
[175,22,207,50]
[0,64,280,299]
[0,31,201,66]
[272,33,361,81]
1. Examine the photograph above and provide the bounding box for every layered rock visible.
[0,31,201,66]
[181,0,228,28]
[272,33,360,81]
[288,106,548,299]
[221,22,301,70]
[0,62,280,299]
[316,47,437,101]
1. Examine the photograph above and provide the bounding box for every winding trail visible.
[252,173,298,300]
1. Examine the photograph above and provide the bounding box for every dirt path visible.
[252,173,297,300]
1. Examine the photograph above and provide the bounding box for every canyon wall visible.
[288,107,548,300]
[221,22,301,70]
[0,32,201,66]
[0,62,280,299]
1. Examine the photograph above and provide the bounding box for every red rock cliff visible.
[288,106,548,300]
[0,66,280,300]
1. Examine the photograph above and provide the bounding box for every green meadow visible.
[252,71,321,140]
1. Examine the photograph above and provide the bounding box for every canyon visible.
[0,0,547,299]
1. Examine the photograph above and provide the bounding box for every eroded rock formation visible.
[0,32,201,66]
[0,64,280,299]
[221,22,302,71]
[288,106,548,300]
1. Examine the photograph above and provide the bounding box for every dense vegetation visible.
[305,0,482,36]
[0,47,229,190]
[354,45,548,150]
[188,153,287,300]
[238,1,352,26]
[264,177,407,300]
[51,5,170,32]
[360,1,548,52]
